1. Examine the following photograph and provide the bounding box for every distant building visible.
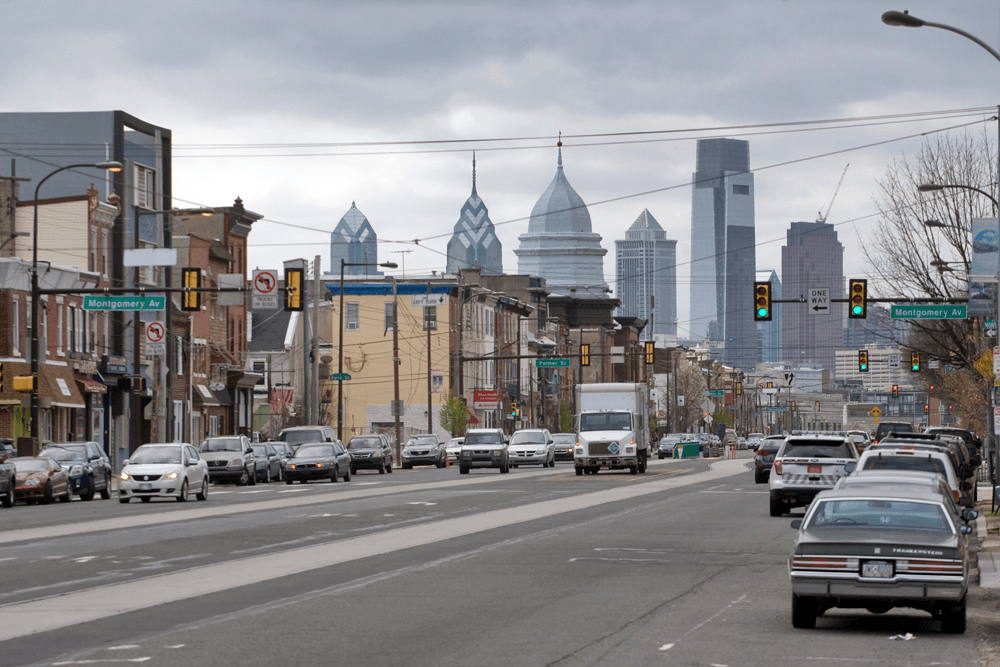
[781,221,844,371]
[447,154,502,276]
[688,138,757,369]
[615,209,676,339]
[330,202,381,276]
[844,304,909,349]
[515,146,608,297]
[756,268,781,363]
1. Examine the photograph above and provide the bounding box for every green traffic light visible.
[757,307,768,318]
[852,305,863,315]
[860,364,868,371]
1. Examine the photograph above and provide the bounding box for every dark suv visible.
[38,441,112,500]
[459,428,509,474]
[872,421,914,444]
[346,434,394,474]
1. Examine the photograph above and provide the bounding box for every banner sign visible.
[970,218,999,283]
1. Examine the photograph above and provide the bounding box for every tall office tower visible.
[515,146,608,296]
[447,154,502,275]
[615,209,677,339]
[330,202,381,275]
[781,221,845,371]
[756,269,782,363]
[688,138,757,369]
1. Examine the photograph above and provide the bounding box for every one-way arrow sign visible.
[808,287,830,315]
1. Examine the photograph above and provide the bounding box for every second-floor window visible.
[423,306,437,331]
[384,302,394,331]
[346,303,359,330]
[133,163,155,209]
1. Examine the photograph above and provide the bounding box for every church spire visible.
[471,151,477,196]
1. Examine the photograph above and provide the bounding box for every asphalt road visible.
[0,452,989,666]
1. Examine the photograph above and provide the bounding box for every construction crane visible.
[817,163,849,224]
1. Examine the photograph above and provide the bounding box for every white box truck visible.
[574,383,650,475]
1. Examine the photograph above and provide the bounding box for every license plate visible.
[861,560,893,578]
[807,465,822,473]
[139,483,152,491]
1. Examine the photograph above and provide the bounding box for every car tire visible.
[196,478,209,501]
[119,497,129,504]
[247,467,257,486]
[378,460,385,474]
[512,464,518,469]
[638,452,647,473]
[177,480,188,502]
[285,478,294,485]
[754,469,766,484]
[941,595,967,634]
[575,466,583,476]
[791,594,818,629]
[236,467,249,486]
[331,466,339,483]
[386,459,392,473]
[343,466,351,482]
[100,474,112,500]
[264,467,271,483]
[59,484,72,503]
[80,476,95,501]
[769,494,786,517]
[1,485,13,508]
[629,465,638,475]
[402,463,411,470]
[459,465,469,475]
[41,480,54,505]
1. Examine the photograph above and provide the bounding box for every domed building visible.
[330,202,381,275]
[447,154,502,275]
[514,147,608,296]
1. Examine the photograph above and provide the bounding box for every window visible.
[69,306,77,354]
[176,336,185,376]
[133,163,155,209]
[384,302,395,331]
[57,302,64,355]
[423,306,437,331]
[732,183,750,195]
[90,228,98,272]
[12,297,19,356]
[346,302,359,330]
[101,230,109,277]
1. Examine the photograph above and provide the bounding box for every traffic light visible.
[509,402,518,418]
[284,267,303,312]
[736,382,742,396]
[12,375,33,392]
[911,352,921,372]
[924,403,930,415]
[790,400,796,411]
[181,268,201,312]
[645,341,655,364]
[580,344,590,367]
[753,281,772,321]
[892,384,898,397]
[858,350,869,372]
[848,278,867,319]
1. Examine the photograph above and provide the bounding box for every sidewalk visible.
[976,485,1000,587]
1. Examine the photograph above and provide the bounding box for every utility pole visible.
[312,255,320,428]
[426,282,433,435]
[391,275,402,460]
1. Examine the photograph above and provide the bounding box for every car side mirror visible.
[122,459,129,466]
[961,524,973,535]
[843,461,856,474]
[790,519,802,529]
[963,508,979,523]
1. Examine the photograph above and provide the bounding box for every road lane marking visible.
[0,460,746,642]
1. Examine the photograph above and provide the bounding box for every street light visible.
[918,183,999,212]
[337,258,397,441]
[30,161,122,448]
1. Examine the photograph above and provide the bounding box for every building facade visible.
[615,209,677,340]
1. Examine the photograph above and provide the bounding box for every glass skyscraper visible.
[615,209,677,339]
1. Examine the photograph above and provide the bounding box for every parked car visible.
[508,429,554,468]
[550,433,577,462]
[12,456,71,504]
[855,444,968,507]
[445,437,465,463]
[459,428,509,474]
[251,443,283,482]
[199,435,256,486]
[269,441,295,469]
[788,485,971,633]
[769,434,858,516]
[657,433,688,459]
[832,470,977,522]
[754,435,784,484]
[401,433,447,469]
[118,443,209,503]
[38,442,112,501]
[0,442,17,508]
[284,442,352,483]
[924,426,983,466]
[346,434,394,474]
[872,421,914,444]
[276,425,337,449]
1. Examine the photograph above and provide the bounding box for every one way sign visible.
[808,288,830,315]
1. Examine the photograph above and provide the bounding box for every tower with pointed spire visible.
[514,145,607,296]
[330,202,381,275]
[615,209,677,339]
[447,153,502,275]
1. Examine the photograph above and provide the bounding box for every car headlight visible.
[536,448,547,455]
[70,465,84,476]
[120,471,130,480]
[230,458,243,467]
[165,470,180,480]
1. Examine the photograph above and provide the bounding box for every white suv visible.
[768,435,858,516]
[508,429,554,468]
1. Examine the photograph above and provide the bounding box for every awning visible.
[75,376,107,395]
[193,384,221,406]
[40,365,86,409]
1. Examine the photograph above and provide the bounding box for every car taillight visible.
[773,460,782,475]
[953,489,960,503]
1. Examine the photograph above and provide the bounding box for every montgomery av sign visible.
[83,295,165,311]
[890,304,967,320]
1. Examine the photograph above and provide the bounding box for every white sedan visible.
[119,442,209,503]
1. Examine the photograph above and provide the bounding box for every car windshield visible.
[807,499,950,532]
[510,432,546,445]
[280,430,326,445]
[130,447,182,465]
[13,458,50,472]
[251,446,270,456]
[410,435,438,445]
[293,444,334,458]
[579,412,632,431]
[348,437,382,450]
[201,438,243,452]
[781,441,853,458]
[464,432,502,445]
[38,447,85,463]
[551,434,576,443]
[861,455,948,476]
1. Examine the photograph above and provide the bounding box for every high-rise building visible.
[756,269,781,363]
[447,154,502,276]
[688,138,757,369]
[515,146,608,296]
[615,209,676,339]
[781,221,845,371]
[330,202,381,276]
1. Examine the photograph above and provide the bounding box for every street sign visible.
[783,372,795,387]
[83,295,165,311]
[762,388,778,395]
[708,390,724,396]
[677,396,685,407]
[704,415,713,425]
[145,322,166,356]
[808,288,830,315]
[329,373,351,381]
[890,304,967,320]
[252,269,279,310]
[767,406,788,412]
[873,417,880,424]
[870,407,881,417]
[473,389,499,409]
[535,358,570,367]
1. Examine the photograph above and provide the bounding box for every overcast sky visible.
[5,0,1000,338]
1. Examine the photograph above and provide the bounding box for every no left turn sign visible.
[146,321,165,343]
[253,270,277,295]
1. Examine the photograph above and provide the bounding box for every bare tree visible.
[864,128,995,433]
[674,356,708,432]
